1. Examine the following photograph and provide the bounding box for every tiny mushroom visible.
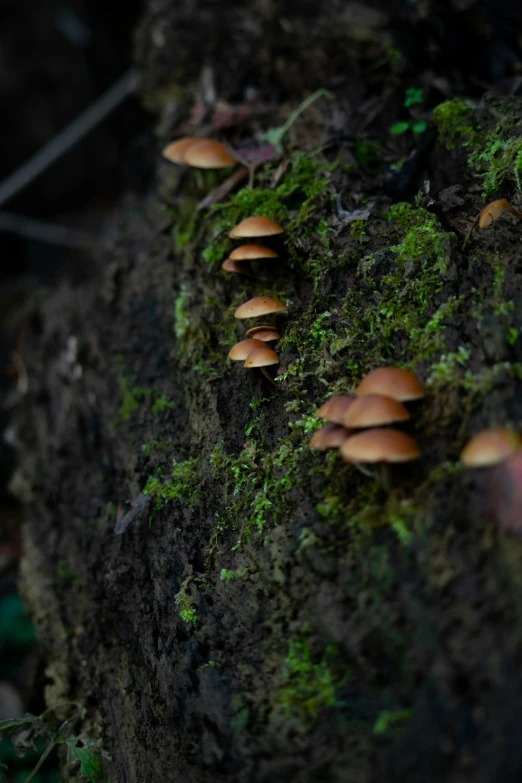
[229,244,279,261]
[460,427,520,467]
[183,139,238,169]
[228,339,266,361]
[248,330,280,342]
[355,367,424,402]
[343,394,410,429]
[244,347,279,368]
[245,324,278,336]
[317,394,356,426]
[222,258,253,276]
[162,137,199,163]
[310,423,351,451]
[230,216,284,239]
[340,428,421,488]
[234,296,288,319]
[478,199,522,229]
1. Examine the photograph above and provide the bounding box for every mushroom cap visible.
[234,296,288,319]
[460,427,520,467]
[310,423,351,451]
[222,258,252,275]
[249,330,280,342]
[229,216,284,238]
[343,394,410,428]
[317,394,356,426]
[229,244,279,261]
[228,339,266,361]
[245,324,278,336]
[162,137,199,163]
[355,367,424,401]
[478,199,508,229]
[183,139,238,169]
[244,347,279,368]
[340,428,421,464]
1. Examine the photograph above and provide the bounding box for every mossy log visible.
[13,1,522,781]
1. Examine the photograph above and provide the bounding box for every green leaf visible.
[404,87,424,108]
[66,741,102,782]
[389,121,410,136]
[411,120,428,134]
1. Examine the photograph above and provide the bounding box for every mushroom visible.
[460,427,520,467]
[340,428,421,488]
[248,330,280,342]
[310,423,351,451]
[478,199,522,229]
[316,394,356,426]
[229,244,279,261]
[343,394,410,429]
[230,216,284,239]
[244,346,279,384]
[222,258,254,276]
[183,139,238,169]
[228,339,266,361]
[162,137,199,163]
[355,367,424,402]
[234,296,288,319]
[245,324,278,336]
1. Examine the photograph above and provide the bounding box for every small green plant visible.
[0,703,102,782]
[258,89,332,152]
[175,577,198,626]
[390,88,427,138]
[373,708,412,735]
[220,567,248,582]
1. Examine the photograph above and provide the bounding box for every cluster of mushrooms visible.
[162,136,289,379]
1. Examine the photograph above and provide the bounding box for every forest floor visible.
[4,0,522,781]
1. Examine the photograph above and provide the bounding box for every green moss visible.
[469,130,522,198]
[276,636,348,721]
[175,577,198,627]
[373,709,412,735]
[220,567,248,582]
[432,98,476,150]
[151,394,176,416]
[144,458,200,512]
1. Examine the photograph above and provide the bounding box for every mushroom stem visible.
[260,367,277,386]
[378,463,392,492]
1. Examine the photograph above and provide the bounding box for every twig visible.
[0,69,138,207]
[0,211,96,249]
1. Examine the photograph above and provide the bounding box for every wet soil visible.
[10,1,522,781]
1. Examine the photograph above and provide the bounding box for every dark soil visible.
[9,1,522,781]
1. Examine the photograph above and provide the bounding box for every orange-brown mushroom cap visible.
[229,216,284,239]
[229,244,279,261]
[234,296,288,319]
[245,324,278,336]
[183,139,238,169]
[340,428,421,464]
[478,199,510,229]
[222,258,252,275]
[316,394,355,426]
[228,339,265,361]
[460,427,520,467]
[343,394,410,429]
[249,330,280,342]
[310,423,351,451]
[355,367,424,401]
[162,137,199,163]
[244,347,279,368]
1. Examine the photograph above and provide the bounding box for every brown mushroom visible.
[310,423,351,451]
[248,330,280,342]
[355,367,424,402]
[183,139,238,169]
[316,394,356,426]
[229,244,279,261]
[162,137,199,164]
[228,339,265,361]
[245,324,278,336]
[460,427,520,467]
[230,216,284,239]
[478,199,522,229]
[222,258,253,276]
[244,346,279,384]
[340,428,421,464]
[234,296,288,319]
[343,394,410,429]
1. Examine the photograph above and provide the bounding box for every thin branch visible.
[0,69,139,207]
